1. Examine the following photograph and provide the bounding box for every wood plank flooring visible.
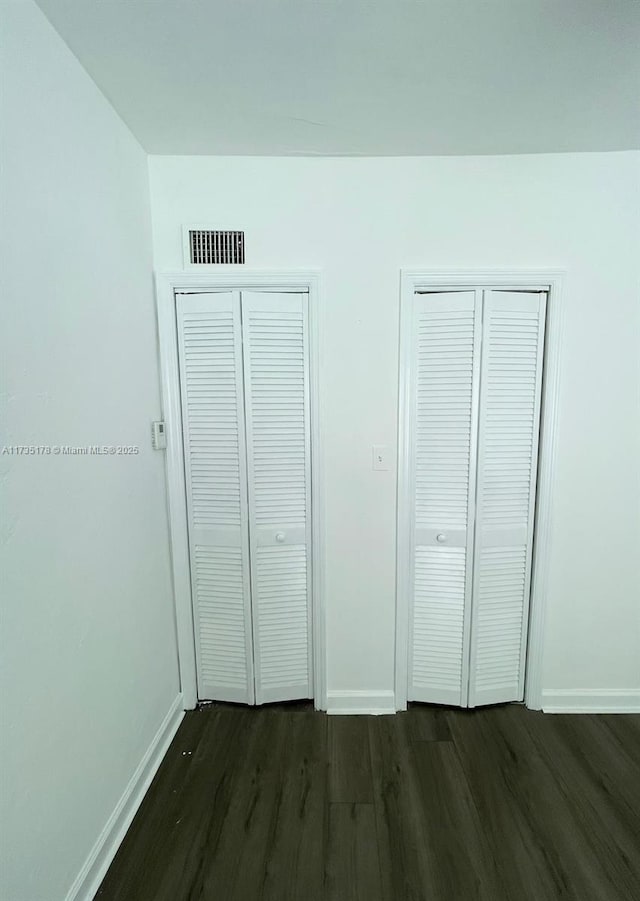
[96,703,640,901]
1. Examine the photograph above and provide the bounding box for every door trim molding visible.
[155,270,326,711]
[395,269,565,711]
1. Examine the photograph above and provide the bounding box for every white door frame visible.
[395,269,565,712]
[155,270,326,711]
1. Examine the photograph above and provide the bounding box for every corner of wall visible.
[65,696,184,901]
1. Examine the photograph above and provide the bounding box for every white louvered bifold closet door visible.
[241,292,312,704]
[408,291,482,706]
[176,292,255,704]
[467,290,547,706]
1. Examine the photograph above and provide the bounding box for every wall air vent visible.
[183,227,245,266]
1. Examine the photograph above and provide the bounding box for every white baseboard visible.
[326,690,396,715]
[65,694,185,901]
[541,688,640,714]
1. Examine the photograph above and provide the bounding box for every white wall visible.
[0,3,180,899]
[149,152,640,701]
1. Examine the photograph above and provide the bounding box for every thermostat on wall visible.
[151,421,167,450]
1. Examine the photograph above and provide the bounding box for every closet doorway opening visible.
[395,270,564,713]
[156,272,325,711]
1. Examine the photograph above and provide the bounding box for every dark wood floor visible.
[96,702,640,901]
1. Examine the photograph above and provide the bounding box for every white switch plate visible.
[372,444,389,471]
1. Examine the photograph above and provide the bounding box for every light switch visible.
[372,444,389,471]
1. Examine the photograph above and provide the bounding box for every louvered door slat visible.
[468,290,547,707]
[177,292,254,704]
[241,292,312,705]
[408,291,482,706]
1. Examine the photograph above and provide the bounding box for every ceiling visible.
[35,0,640,156]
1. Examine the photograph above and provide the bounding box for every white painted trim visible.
[156,278,198,708]
[326,690,396,716]
[523,274,565,710]
[65,695,184,901]
[155,271,327,711]
[394,270,413,713]
[541,689,640,714]
[395,269,566,712]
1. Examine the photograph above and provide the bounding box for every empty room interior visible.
[2,1,640,899]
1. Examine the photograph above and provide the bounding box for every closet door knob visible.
[275,532,286,543]
[436,533,448,543]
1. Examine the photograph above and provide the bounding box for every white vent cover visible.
[183,227,245,266]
